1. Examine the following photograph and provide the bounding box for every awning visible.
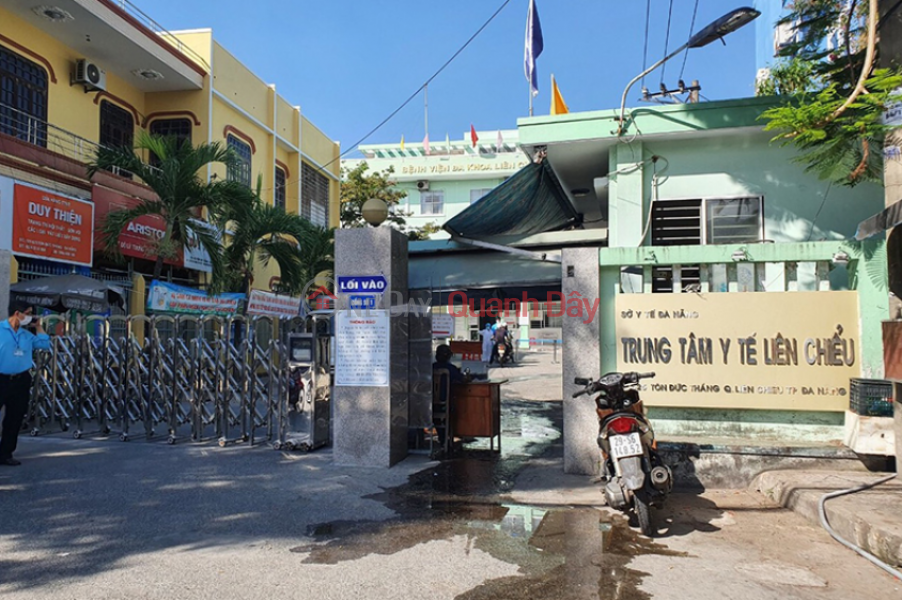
[409,250,561,293]
[856,200,902,240]
[443,161,581,238]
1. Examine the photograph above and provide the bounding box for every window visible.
[706,197,763,244]
[0,46,48,146]
[99,100,134,178]
[226,134,252,187]
[470,188,493,205]
[99,100,134,149]
[302,162,330,227]
[149,118,191,147]
[650,196,763,292]
[275,166,286,211]
[149,118,191,166]
[420,191,444,215]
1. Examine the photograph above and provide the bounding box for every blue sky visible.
[143,1,763,156]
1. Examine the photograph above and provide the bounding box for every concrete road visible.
[0,351,898,599]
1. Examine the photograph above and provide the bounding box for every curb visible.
[751,470,902,569]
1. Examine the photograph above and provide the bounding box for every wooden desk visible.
[450,379,507,451]
[449,340,483,361]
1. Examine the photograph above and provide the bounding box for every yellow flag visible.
[550,75,569,115]
[400,135,405,150]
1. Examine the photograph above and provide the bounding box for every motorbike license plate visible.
[609,432,643,459]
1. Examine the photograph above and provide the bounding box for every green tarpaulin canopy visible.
[443,161,580,238]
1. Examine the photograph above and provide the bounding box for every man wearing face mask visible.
[0,300,50,466]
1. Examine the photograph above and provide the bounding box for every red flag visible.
[470,125,479,148]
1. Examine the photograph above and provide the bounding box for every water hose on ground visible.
[818,474,902,580]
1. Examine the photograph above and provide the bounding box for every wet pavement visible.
[1,351,900,599]
[292,450,688,600]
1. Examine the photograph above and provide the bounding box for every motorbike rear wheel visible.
[634,490,654,536]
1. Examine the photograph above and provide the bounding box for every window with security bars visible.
[470,188,492,204]
[226,134,252,187]
[149,118,191,147]
[302,162,330,227]
[100,100,134,178]
[649,197,763,292]
[275,166,287,211]
[0,46,48,147]
[149,118,191,166]
[420,191,444,215]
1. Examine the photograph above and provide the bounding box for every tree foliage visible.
[758,0,902,186]
[88,131,249,281]
[340,162,440,240]
[214,176,333,296]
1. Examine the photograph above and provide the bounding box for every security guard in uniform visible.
[0,301,50,466]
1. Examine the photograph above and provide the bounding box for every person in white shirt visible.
[480,322,494,363]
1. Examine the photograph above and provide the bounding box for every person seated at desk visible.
[433,344,472,383]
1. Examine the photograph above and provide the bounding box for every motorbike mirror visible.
[574,377,590,386]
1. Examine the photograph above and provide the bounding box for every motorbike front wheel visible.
[634,490,654,536]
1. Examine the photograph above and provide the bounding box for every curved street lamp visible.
[616,6,761,136]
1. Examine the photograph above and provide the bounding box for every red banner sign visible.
[13,184,94,266]
[92,185,181,266]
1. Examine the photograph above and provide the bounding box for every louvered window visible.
[649,197,762,293]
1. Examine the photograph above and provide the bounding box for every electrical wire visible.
[818,474,902,580]
[678,0,701,81]
[260,0,514,195]
[660,0,675,85]
[641,0,651,88]
[806,182,833,242]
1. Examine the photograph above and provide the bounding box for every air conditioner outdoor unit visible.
[73,59,106,92]
[416,180,430,191]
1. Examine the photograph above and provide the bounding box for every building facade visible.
[343,131,524,239]
[0,1,339,310]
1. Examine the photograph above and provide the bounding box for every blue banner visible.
[147,280,245,316]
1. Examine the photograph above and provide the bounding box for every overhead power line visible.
[261,0,515,195]
[679,0,701,81]
[660,0,675,85]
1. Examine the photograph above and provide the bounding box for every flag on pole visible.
[423,133,430,155]
[550,75,569,115]
[470,125,479,149]
[524,0,544,98]
[496,130,504,151]
[400,135,405,150]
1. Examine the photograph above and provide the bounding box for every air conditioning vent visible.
[416,180,430,191]
[73,59,106,92]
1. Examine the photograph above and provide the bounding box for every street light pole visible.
[616,7,761,136]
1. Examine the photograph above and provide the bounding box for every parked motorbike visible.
[573,371,672,535]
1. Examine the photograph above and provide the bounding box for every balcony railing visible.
[0,102,159,179]
[108,0,210,70]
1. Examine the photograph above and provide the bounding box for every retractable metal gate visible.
[26,314,314,449]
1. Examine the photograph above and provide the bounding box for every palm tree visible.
[215,177,332,296]
[87,131,248,282]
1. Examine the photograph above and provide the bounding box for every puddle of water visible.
[290,400,685,599]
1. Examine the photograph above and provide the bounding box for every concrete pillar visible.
[0,250,9,315]
[561,247,602,475]
[332,226,409,467]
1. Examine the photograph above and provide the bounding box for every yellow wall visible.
[0,9,145,146]
[1,6,340,288]
[302,117,341,228]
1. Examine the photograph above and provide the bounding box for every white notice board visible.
[432,314,454,338]
[335,309,390,386]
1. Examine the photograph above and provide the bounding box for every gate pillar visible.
[0,250,10,316]
[333,227,410,467]
[561,247,602,475]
